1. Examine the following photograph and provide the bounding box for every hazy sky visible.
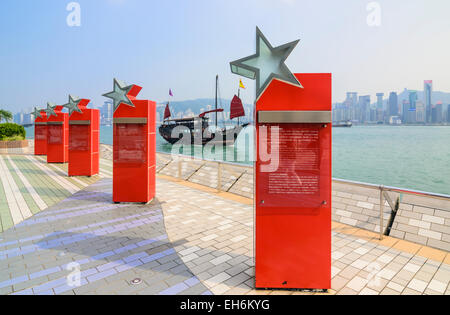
[1,0,450,112]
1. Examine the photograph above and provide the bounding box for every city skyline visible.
[2,0,450,112]
[13,81,450,126]
[333,79,450,125]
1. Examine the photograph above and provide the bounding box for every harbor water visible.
[25,125,450,195]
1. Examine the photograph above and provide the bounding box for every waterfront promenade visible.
[0,144,449,295]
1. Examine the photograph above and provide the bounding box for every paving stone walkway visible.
[0,153,449,295]
[0,178,210,295]
[0,155,111,232]
[0,153,109,232]
[157,176,450,295]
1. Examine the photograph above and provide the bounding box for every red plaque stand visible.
[113,85,156,203]
[68,100,100,177]
[255,74,332,290]
[34,110,48,156]
[47,106,69,164]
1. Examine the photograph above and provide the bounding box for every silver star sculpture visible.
[45,102,57,118]
[63,95,83,116]
[31,107,42,120]
[230,27,303,100]
[102,78,135,113]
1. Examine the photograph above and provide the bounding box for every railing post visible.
[217,162,222,192]
[379,185,384,240]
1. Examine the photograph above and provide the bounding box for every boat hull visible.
[159,124,249,146]
[333,122,353,128]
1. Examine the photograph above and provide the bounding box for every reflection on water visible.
[157,125,255,165]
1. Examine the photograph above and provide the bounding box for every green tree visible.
[0,110,13,123]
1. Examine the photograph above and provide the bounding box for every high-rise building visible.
[431,101,443,124]
[345,92,358,121]
[346,92,358,105]
[376,93,385,123]
[415,100,425,123]
[332,103,342,122]
[333,102,352,123]
[402,100,410,124]
[376,108,384,123]
[369,108,376,122]
[447,104,450,123]
[424,80,433,123]
[100,101,113,125]
[16,110,32,125]
[376,93,384,109]
[14,112,24,125]
[409,91,418,110]
[437,102,443,123]
[358,95,370,123]
[408,91,418,123]
[388,92,398,117]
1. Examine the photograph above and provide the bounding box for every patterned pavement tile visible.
[155,176,450,295]
[0,178,206,295]
[0,151,448,295]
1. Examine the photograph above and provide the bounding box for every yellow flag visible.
[239,79,246,89]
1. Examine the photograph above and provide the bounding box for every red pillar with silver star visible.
[67,98,100,177]
[34,109,48,156]
[254,74,332,290]
[104,79,156,204]
[230,27,332,290]
[47,105,69,164]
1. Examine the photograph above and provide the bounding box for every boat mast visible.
[215,75,218,129]
[237,85,241,125]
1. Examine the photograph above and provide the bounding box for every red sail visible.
[230,95,245,120]
[164,103,171,120]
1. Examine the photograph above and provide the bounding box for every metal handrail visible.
[332,178,450,201]
[332,179,450,240]
[156,150,450,241]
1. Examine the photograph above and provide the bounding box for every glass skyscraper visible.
[424,80,433,123]
[388,92,398,117]
[409,91,418,110]
[447,104,450,123]
[431,102,443,123]
[358,95,371,123]
[402,100,410,124]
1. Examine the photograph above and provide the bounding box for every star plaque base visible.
[112,85,156,204]
[255,74,332,290]
[47,106,69,164]
[68,100,100,177]
[34,111,48,156]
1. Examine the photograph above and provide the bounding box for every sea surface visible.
[25,125,450,195]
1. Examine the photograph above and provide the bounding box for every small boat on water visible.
[159,75,249,146]
[333,121,353,128]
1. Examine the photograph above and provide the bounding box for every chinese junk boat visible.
[159,75,249,146]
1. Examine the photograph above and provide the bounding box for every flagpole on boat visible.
[215,75,219,130]
[237,87,240,125]
[164,89,173,122]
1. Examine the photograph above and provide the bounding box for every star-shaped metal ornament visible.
[63,95,83,116]
[230,27,303,100]
[31,107,42,120]
[45,102,57,118]
[102,78,135,113]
